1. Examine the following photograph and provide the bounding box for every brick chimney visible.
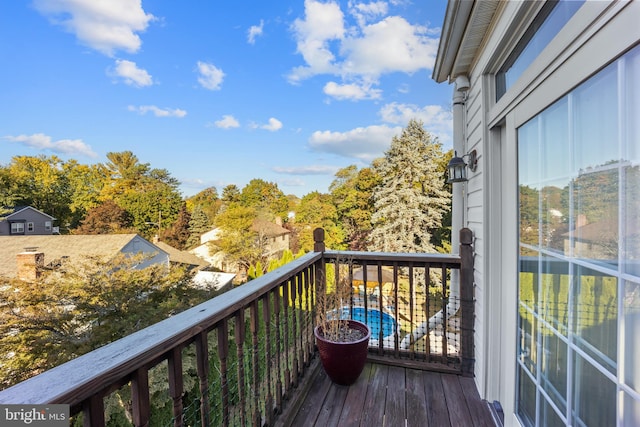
[17,249,44,281]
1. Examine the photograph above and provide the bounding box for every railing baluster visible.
[167,347,184,427]
[290,276,300,384]
[441,264,448,361]
[250,301,261,426]
[296,271,305,373]
[362,261,369,323]
[82,393,105,427]
[282,280,291,394]
[423,263,429,361]
[195,331,210,427]
[393,262,399,355]
[408,263,416,359]
[217,319,229,427]
[303,267,313,362]
[234,309,246,427]
[131,368,150,427]
[262,292,274,426]
[273,288,283,411]
[377,262,384,354]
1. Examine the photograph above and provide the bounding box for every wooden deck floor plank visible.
[459,376,494,427]
[405,369,429,427]
[282,362,495,427]
[289,368,333,426]
[423,370,451,426]
[441,374,473,427]
[337,363,372,426]
[360,363,389,427]
[384,365,406,427]
[313,382,349,427]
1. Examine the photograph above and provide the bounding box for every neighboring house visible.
[434,1,639,426]
[190,219,291,272]
[0,234,169,280]
[251,218,291,258]
[0,206,57,235]
[154,240,234,292]
[154,240,210,271]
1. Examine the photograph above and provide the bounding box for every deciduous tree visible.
[330,165,381,250]
[75,200,134,234]
[0,257,212,389]
[294,191,346,251]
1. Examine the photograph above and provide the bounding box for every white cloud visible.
[3,133,97,158]
[260,118,283,131]
[196,61,225,90]
[111,59,152,87]
[340,16,437,76]
[379,102,452,145]
[288,0,345,83]
[349,1,388,27]
[33,0,154,56]
[309,125,402,161]
[272,165,339,175]
[128,105,187,118]
[247,20,264,44]
[323,81,381,101]
[214,115,240,129]
[289,1,439,99]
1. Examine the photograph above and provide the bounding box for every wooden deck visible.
[277,361,496,427]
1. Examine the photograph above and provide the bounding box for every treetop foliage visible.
[368,119,451,253]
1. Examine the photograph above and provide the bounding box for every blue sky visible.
[0,0,453,198]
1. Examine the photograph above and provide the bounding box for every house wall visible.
[0,208,54,235]
[457,1,640,425]
[121,236,169,269]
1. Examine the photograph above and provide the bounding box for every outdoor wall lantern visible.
[447,150,478,183]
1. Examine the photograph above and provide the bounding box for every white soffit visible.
[434,0,499,83]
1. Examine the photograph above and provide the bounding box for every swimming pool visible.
[339,306,398,344]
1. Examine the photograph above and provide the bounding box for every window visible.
[27,222,34,232]
[496,0,584,100]
[10,222,25,234]
[45,221,52,231]
[517,45,640,426]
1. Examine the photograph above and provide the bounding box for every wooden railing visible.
[0,228,474,426]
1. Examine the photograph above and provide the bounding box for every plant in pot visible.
[314,262,371,386]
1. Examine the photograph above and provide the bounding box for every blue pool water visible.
[339,307,397,338]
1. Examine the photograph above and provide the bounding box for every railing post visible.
[313,228,325,331]
[313,228,325,253]
[131,368,150,427]
[459,228,475,376]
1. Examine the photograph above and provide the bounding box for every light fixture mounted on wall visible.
[447,149,478,183]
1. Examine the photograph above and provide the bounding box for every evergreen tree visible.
[186,206,211,248]
[185,187,220,223]
[368,119,451,253]
[221,184,241,204]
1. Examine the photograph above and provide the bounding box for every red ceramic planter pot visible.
[314,319,371,385]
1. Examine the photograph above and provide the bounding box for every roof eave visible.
[432,0,474,83]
